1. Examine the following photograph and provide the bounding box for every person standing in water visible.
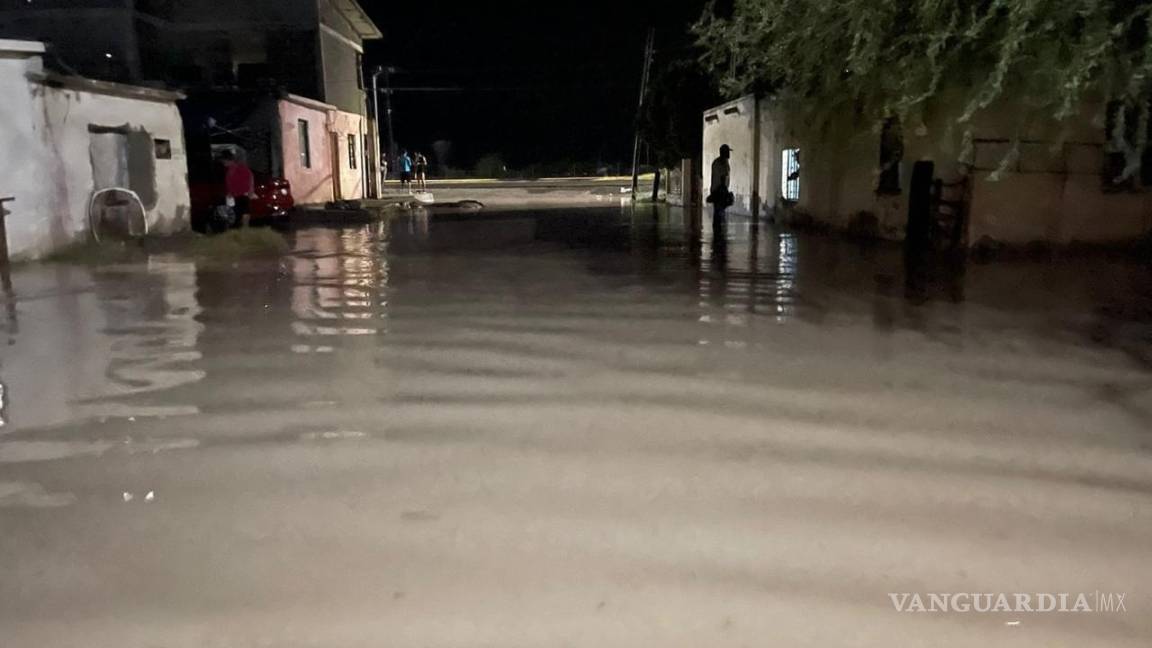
[220,149,255,227]
[707,144,733,219]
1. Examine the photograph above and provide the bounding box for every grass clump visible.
[185,227,289,260]
[42,239,144,265]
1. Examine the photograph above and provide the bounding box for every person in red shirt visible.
[220,149,255,226]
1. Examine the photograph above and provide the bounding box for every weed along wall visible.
[0,39,190,260]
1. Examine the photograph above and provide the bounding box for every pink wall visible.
[331,110,365,200]
[278,99,334,206]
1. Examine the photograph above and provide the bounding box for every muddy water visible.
[1,206,1151,647]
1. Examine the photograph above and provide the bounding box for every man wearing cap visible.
[708,144,733,218]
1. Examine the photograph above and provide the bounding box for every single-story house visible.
[0,39,190,259]
[703,93,1152,249]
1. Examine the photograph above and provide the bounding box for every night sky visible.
[360,0,711,173]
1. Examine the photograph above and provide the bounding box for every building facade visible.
[703,94,1152,248]
[0,0,381,203]
[0,39,189,259]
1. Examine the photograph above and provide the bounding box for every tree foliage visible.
[639,59,722,168]
[693,0,1152,172]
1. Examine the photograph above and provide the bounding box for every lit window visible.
[781,148,800,202]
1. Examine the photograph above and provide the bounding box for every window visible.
[348,134,358,169]
[153,138,172,160]
[356,52,364,90]
[877,117,903,194]
[781,148,801,202]
[298,119,311,169]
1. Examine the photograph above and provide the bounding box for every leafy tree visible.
[639,59,722,168]
[693,0,1152,178]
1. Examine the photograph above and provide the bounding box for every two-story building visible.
[0,0,382,204]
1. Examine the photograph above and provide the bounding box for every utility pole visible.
[630,28,655,200]
[383,66,396,170]
[371,66,399,198]
[371,67,383,198]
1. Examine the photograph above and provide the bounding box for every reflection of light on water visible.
[2,259,207,429]
[774,233,798,322]
[694,221,802,345]
[98,260,207,398]
[75,259,206,421]
[0,382,6,430]
[290,227,390,349]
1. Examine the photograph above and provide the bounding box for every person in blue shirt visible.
[398,150,414,193]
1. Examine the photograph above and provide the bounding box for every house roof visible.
[28,72,185,104]
[0,39,47,57]
[331,0,382,40]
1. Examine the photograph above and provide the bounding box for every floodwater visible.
[1,206,1151,647]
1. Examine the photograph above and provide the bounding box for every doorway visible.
[905,160,935,253]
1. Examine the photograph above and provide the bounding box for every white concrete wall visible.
[41,85,191,241]
[702,96,756,215]
[0,41,68,258]
[0,39,189,260]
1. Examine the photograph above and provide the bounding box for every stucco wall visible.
[278,97,335,205]
[708,94,1152,246]
[0,43,67,258]
[702,96,756,215]
[40,84,191,241]
[1,41,189,259]
[331,109,364,200]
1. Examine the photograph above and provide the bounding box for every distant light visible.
[104,52,113,59]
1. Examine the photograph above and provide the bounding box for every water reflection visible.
[0,259,204,429]
[694,212,803,346]
[290,226,391,345]
[1,202,1143,436]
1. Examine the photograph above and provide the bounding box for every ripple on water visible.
[0,482,76,508]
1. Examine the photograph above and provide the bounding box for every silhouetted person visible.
[220,149,254,227]
[415,152,429,192]
[705,142,732,238]
[399,150,414,193]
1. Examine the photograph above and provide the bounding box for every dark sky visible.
[360,0,710,172]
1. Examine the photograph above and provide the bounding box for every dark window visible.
[298,119,311,169]
[154,139,172,159]
[356,52,364,90]
[877,117,903,194]
[348,134,357,169]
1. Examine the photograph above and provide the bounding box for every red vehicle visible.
[189,162,294,232]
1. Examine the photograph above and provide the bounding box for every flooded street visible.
[2,206,1152,646]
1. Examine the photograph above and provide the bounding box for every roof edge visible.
[28,72,185,103]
